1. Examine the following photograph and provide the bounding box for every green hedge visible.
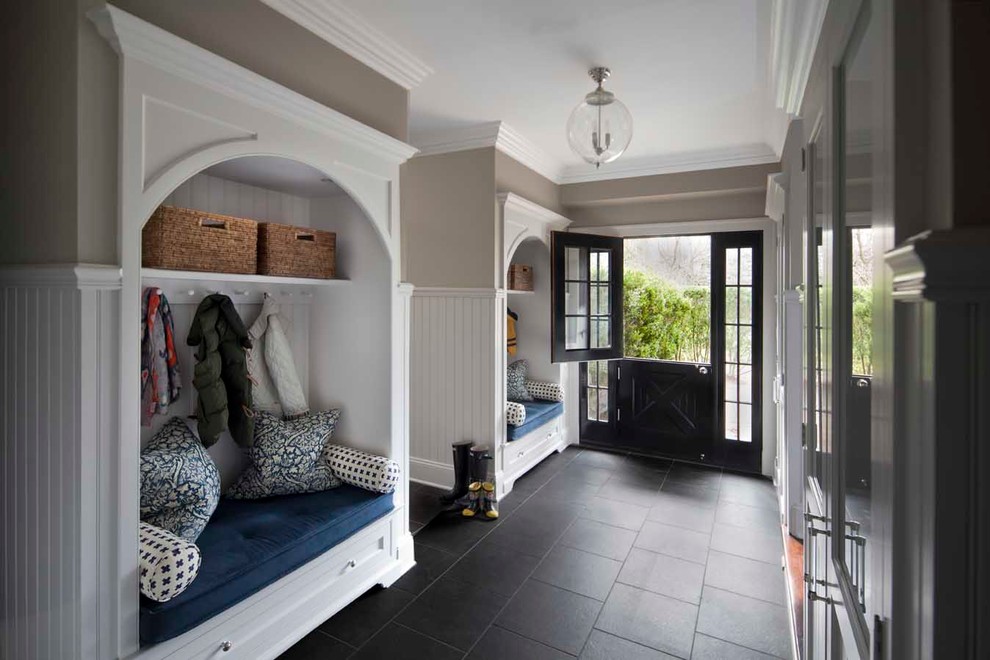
[624,270,710,363]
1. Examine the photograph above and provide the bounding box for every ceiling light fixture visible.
[566,66,633,169]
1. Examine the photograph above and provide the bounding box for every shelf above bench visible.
[142,268,349,304]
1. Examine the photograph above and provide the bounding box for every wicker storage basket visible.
[143,206,258,274]
[257,222,336,279]
[508,264,534,291]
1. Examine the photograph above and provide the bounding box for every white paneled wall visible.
[164,173,311,225]
[0,266,121,660]
[409,289,504,487]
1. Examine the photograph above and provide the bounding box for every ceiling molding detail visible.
[770,0,829,115]
[559,143,780,185]
[259,0,434,90]
[415,124,779,186]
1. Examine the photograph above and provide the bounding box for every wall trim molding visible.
[0,263,123,289]
[258,0,433,90]
[412,287,503,298]
[409,458,455,490]
[886,228,990,302]
[88,5,418,165]
[413,122,778,185]
[770,0,830,116]
[497,193,570,227]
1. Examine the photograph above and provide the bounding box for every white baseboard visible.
[410,457,454,490]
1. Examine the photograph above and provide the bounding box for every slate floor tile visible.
[318,586,415,647]
[619,454,673,475]
[559,518,637,561]
[648,495,717,533]
[595,583,698,659]
[396,576,507,651]
[392,542,459,596]
[715,501,781,534]
[496,580,602,656]
[487,506,580,558]
[704,550,786,605]
[580,496,650,531]
[279,630,355,660]
[532,545,622,601]
[618,547,706,604]
[541,475,605,505]
[635,521,711,564]
[445,538,542,597]
[349,623,462,660]
[710,523,783,564]
[559,463,615,487]
[696,587,792,658]
[573,449,628,469]
[466,626,574,660]
[597,477,660,505]
[414,511,493,556]
[691,633,781,659]
[580,629,678,660]
[658,481,721,508]
[664,463,722,489]
[719,474,779,511]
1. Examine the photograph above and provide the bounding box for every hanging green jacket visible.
[187,294,254,448]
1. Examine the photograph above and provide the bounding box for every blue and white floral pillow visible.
[507,359,534,402]
[140,417,221,542]
[226,410,342,499]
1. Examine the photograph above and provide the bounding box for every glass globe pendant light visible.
[566,67,633,168]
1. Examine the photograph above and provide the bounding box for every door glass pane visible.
[726,287,738,324]
[726,249,739,284]
[566,317,588,350]
[584,361,610,423]
[739,326,752,363]
[740,248,753,285]
[623,235,711,363]
[739,287,753,324]
[595,250,610,281]
[592,319,610,349]
[597,360,609,385]
[739,364,753,404]
[596,285,610,315]
[725,402,738,440]
[565,246,587,281]
[597,388,609,421]
[739,404,752,443]
[725,363,738,402]
[566,283,588,315]
[725,327,738,363]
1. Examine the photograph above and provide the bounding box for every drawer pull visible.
[220,640,233,652]
[347,559,357,568]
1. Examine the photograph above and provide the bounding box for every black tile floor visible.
[279,447,793,660]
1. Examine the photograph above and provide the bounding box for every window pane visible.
[597,360,609,385]
[566,317,588,350]
[725,327,738,363]
[587,362,598,387]
[739,364,753,404]
[595,250,610,282]
[739,287,752,324]
[740,247,753,285]
[726,287,738,324]
[725,363,738,403]
[592,320,610,349]
[566,246,587,281]
[598,388,609,422]
[739,404,753,442]
[587,388,598,421]
[597,284,610,315]
[725,402,739,440]
[565,283,588,315]
[739,326,752,363]
[726,248,739,285]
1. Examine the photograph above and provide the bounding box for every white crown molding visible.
[497,193,571,230]
[89,5,418,165]
[0,264,123,289]
[886,228,990,302]
[494,124,566,184]
[770,0,829,116]
[558,143,780,184]
[259,0,433,90]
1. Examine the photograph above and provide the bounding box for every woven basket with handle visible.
[257,222,336,279]
[508,264,534,291]
[143,205,258,274]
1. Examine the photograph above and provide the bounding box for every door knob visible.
[698,366,709,375]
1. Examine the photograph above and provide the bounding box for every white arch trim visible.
[497,193,572,267]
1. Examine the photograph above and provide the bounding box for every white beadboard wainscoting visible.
[164,172,312,225]
[0,264,122,660]
[409,288,505,488]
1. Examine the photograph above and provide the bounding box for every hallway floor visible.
[279,447,792,659]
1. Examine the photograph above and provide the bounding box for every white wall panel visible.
[0,266,120,660]
[409,290,502,487]
[164,172,312,225]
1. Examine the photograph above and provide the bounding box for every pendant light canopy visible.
[566,67,633,168]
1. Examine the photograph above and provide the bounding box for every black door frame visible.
[578,229,765,474]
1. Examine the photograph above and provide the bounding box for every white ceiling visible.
[339,0,781,180]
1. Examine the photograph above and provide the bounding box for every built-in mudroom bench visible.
[70,6,419,659]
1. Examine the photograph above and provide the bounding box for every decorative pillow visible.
[225,410,342,499]
[507,360,533,402]
[140,417,221,542]
[324,445,401,494]
[526,380,565,403]
[506,401,527,426]
[139,522,202,603]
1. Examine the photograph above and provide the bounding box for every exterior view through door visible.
[557,231,764,473]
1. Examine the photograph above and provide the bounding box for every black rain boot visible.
[440,441,474,505]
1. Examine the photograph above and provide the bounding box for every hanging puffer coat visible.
[247,295,309,419]
[187,294,254,448]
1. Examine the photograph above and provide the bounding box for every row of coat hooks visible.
[178,288,314,298]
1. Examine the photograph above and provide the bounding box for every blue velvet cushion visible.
[225,410,342,499]
[140,485,394,644]
[506,401,564,441]
[140,417,221,542]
